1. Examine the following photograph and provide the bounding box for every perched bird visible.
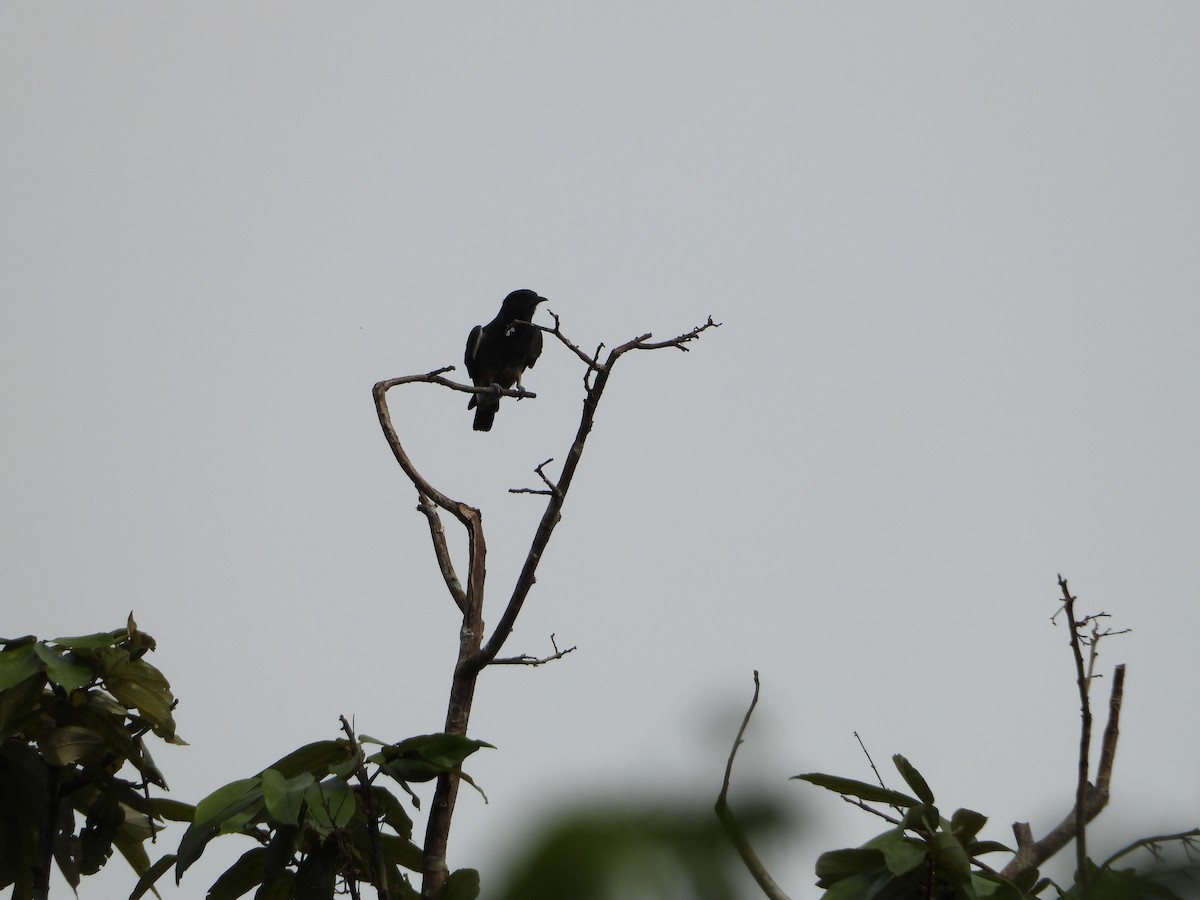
[464,289,547,431]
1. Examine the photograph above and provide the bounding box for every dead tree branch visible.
[715,671,792,900]
[1001,576,1127,885]
[374,314,718,897]
[492,634,578,666]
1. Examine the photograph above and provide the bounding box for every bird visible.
[464,289,547,431]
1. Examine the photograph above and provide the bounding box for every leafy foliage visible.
[796,755,1196,900]
[0,616,188,898]
[134,730,493,900]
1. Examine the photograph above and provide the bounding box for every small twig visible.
[539,310,605,372]
[715,671,791,900]
[509,459,562,498]
[853,732,888,791]
[1101,828,1200,870]
[492,634,577,666]
[839,794,903,826]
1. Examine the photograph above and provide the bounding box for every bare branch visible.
[1002,654,1127,882]
[853,732,888,791]
[839,794,903,826]
[539,310,606,372]
[416,494,466,613]
[1061,575,1093,882]
[375,312,718,896]
[492,634,577,666]
[338,716,389,900]
[509,458,561,498]
[715,671,792,900]
[476,316,717,668]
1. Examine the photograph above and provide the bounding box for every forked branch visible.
[373,314,718,897]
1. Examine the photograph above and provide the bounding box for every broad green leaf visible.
[206,847,267,900]
[930,830,971,877]
[128,853,177,900]
[901,803,940,833]
[148,797,196,823]
[103,657,177,738]
[49,631,124,650]
[814,848,885,887]
[892,755,935,804]
[441,867,481,900]
[40,725,107,766]
[968,840,1013,856]
[266,740,352,780]
[0,643,43,690]
[177,780,266,877]
[382,734,495,771]
[303,778,356,837]
[194,778,263,827]
[256,869,297,900]
[865,828,926,876]
[950,807,987,844]
[0,672,46,741]
[371,785,414,839]
[34,643,95,692]
[261,769,314,827]
[793,772,919,807]
[380,833,424,873]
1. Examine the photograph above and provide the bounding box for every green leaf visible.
[380,734,495,774]
[128,853,177,900]
[207,847,268,900]
[261,769,314,828]
[440,868,481,900]
[968,840,1013,856]
[0,643,43,690]
[147,798,196,823]
[194,778,263,827]
[255,869,297,900]
[49,631,125,650]
[930,830,972,878]
[40,725,108,766]
[176,780,265,877]
[865,828,926,876]
[265,741,352,780]
[302,779,356,837]
[379,833,424,873]
[793,772,919,807]
[34,643,96,692]
[814,848,885,888]
[950,807,987,844]
[102,657,178,739]
[0,672,46,741]
[892,755,935,804]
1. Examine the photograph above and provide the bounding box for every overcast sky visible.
[3,4,1198,898]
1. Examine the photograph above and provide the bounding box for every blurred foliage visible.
[0,616,189,898]
[492,796,787,900]
[134,730,493,900]
[796,754,1198,900]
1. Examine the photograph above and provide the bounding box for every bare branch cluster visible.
[374,312,718,896]
[1001,576,1128,887]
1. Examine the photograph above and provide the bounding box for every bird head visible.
[501,289,547,320]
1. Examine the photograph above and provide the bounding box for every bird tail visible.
[472,397,499,431]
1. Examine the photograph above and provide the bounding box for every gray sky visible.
[3,4,1198,897]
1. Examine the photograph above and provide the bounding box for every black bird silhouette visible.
[464,289,547,431]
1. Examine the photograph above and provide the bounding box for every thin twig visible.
[492,632,578,666]
[714,671,791,900]
[854,732,887,791]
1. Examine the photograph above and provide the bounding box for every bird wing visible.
[525,325,544,368]
[464,324,484,380]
